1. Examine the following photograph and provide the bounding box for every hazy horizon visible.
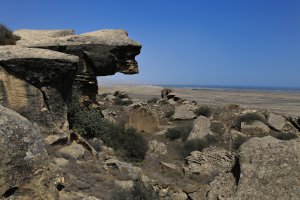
[2,0,300,88]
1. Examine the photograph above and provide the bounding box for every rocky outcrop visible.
[0,46,78,132]
[0,105,58,199]
[14,29,141,101]
[183,147,235,178]
[208,136,300,199]
[0,29,141,133]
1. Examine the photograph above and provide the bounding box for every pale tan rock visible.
[148,140,167,155]
[188,116,212,141]
[268,113,286,131]
[59,143,85,160]
[127,106,159,133]
[173,104,197,120]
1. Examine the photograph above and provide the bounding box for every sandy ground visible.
[99,84,300,117]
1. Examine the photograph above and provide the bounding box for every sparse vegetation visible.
[180,134,219,157]
[68,84,147,161]
[273,132,298,140]
[165,121,193,141]
[235,112,266,129]
[0,24,20,45]
[147,97,159,104]
[111,179,159,200]
[194,105,212,117]
[121,128,148,161]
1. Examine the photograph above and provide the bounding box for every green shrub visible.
[121,128,148,162]
[0,24,20,45]
[111,179,158,200]
[165,121,193,141]
[194,105,212,117]
[147,97,159,104]
[273,132,298,140]
[234,112,266,129]
[165,128,182,140]
[68,84,148,161]
[180,134,219,157]
[131,179,159,200]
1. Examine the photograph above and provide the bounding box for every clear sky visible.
[1,0,300,88]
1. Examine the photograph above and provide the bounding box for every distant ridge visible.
[158,84,300,92]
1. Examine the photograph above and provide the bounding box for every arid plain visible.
[99,84,300,117]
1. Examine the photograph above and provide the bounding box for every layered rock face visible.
[0,105,58,199]
[0,29,141,132]
[14,29,141,101]
[0,46,78,132]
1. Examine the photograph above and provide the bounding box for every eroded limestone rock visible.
[0,105,58,199]
[0,46,78,133]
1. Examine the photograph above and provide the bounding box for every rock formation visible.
[208,136,300,199]
[14,29,141,101]
[0,105,58,199]
[0,29,141,133]
[0,46,78,132]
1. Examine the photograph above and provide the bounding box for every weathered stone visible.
[209,136,300,199]
[161,88,174,100]
[187,185,210,200]
[232,136,300,199]
[169,190,188,200]
[148,140,167,155]
[159,162,178,171]
[188,116,212,140]
[268,113,286,131]
[183,147,235,178]
[207,173,236,200]
[0,105,58,199]
[114,180,134,190]
[173,104,196,120]
[241,120,270,136]
[53,157,70,168]
[0,46,78,133]
[58,143,85,160]
[44,133,68,145]
[127,106,159,133]
[104,159,142,179]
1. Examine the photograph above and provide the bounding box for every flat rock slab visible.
[188,116,212,140]
[173,105,196,120]
[241,120,270,136]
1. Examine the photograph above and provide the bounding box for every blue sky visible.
[1,0,300,88]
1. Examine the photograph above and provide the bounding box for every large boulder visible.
[183,147,235,178]
[268,113,298,133]
[173,105,196,120]
[127,106,159,133]
[209,136,300,199]
[0,46,78,133]
[0,105,58,199]
[188,116,212,140]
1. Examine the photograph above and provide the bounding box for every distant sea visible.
[158,85,300,93]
